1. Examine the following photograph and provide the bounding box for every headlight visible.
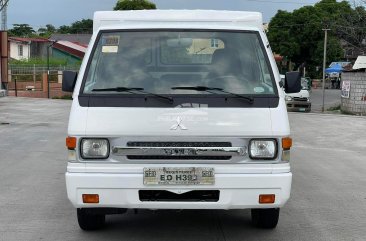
[81,138,110,159]
[249,139,277,160]
[285,96,293,101]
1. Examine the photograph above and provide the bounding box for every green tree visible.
[57,19,93,34]
[267,0,362,77]
[38,24,56,37]
[46,24,56,33]
[8,24,35,37]
[114,0,156,10]
[58,25,71,34]
[69,19,93,34]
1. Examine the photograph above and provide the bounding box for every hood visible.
[68,96,291,138]
[286,89,310,98]
[80,107,274,137]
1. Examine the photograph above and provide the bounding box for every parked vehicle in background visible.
[304,77,312,91]
[282,75,311,112]
[63,10,301,231]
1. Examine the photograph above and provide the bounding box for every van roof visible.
[93,10,263,33]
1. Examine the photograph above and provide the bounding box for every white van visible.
[63,10,301,231]
[281,75,311,112]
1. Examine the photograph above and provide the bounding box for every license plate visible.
[143,167,215,185]
[299,108,306,112]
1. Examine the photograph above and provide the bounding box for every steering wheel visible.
[123,72,152,87]
[207,75,251,90]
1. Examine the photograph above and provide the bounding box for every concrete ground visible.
[0,97,366,241]
[310,89,341,112]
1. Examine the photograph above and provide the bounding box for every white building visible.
[8,37,49,61]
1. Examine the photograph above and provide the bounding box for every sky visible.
[6,0,328,30]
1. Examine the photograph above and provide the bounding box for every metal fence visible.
[7,64,80,97]
[9,64,79,76]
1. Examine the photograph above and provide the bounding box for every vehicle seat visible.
[206,49,245,90]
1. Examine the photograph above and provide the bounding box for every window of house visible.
[211,38,219,48]
[18,45,23,57]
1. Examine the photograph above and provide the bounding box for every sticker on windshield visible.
[254,87,265,93]
[102,46,118,53]
[102,35,120,46]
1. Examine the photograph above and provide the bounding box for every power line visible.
[242,0,316,4]
[0,0,9,30]
[268,22,366,31]
[0,0,9,12]
[241,0,362,5]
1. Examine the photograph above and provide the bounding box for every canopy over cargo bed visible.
[93,10,263,33]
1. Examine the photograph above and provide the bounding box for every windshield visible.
[82,30,276,95]
[301,78,310,90]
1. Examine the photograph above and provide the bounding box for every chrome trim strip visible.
[112,146,247,157]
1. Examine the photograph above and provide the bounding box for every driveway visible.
[310,89,341,112]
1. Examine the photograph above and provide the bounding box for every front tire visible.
[77,208,105,231]
[251,208,279,229]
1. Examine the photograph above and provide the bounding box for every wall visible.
[52,48,81,66]
[341,71,366,115]
[7,81,71,98]
[30,42,48,59]
[9,42,30,60]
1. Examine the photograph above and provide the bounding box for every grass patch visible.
[327,105,356,115]
[340,109,355,115]
[10,57,69,66]
[327,105,341,111]
[52,95,73,100]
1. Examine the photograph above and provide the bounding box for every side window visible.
[255,40,272,85]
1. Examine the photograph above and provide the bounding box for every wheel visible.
[77,208,105,231]
[251,208,280,229]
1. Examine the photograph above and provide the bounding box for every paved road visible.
[310,89,342,112]
[1,97,366,241]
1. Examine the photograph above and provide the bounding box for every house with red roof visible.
[9,34,92,66]
[49,34,91,65]
[51,40,88,66]
[9,37,50,60]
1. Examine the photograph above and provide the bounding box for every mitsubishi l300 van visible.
[281,75,312,112]
[62,10,301,231]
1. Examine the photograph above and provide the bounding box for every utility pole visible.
[322,28,330,113]
[0,0,9,30]
[47,41,57,99]
[0,0,8,95]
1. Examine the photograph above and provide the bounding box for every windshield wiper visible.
[93,87,144,92]
[171,86,254,104]
[92,87,173,103]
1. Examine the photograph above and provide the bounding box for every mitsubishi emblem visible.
[170,117,187,130]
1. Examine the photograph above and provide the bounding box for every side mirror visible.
[62,71,78,92]
[284,71,302,93]
[279,80,284,88]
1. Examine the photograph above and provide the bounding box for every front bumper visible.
[66,171,292,210]
[286,100,311,112]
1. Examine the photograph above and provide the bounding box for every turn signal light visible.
[82,194,99,204]
[282,137,292,150]
[66,137,77,150]
[259,194,275,204]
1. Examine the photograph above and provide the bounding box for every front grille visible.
[293,97,308,101]
[139,190,220,202]
[128,142,232,147]
[294,104,310,108]
[127,142,232,160]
